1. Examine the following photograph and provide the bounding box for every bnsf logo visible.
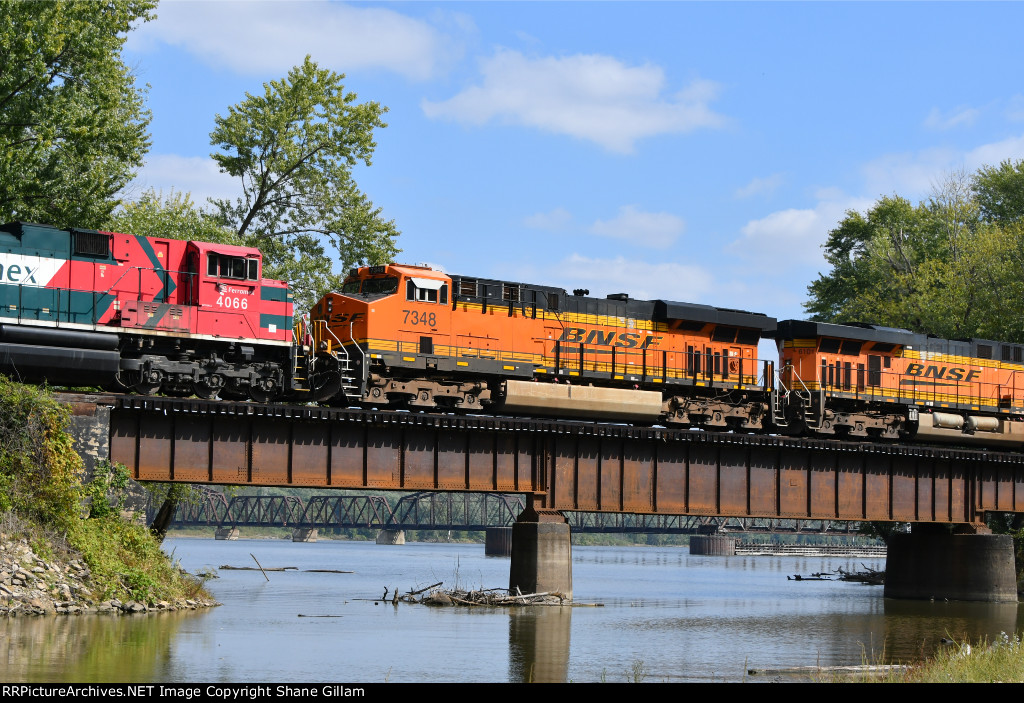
[325,312,365,325]
[905,363,981,382]
[557,327,662,349]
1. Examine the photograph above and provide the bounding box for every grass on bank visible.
[0,378,208,604]
[816,633,1024,683]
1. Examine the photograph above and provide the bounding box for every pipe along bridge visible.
[64,394,1024,602]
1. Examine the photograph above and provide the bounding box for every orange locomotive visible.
[309,264,776,428]
[775,320,1024,448]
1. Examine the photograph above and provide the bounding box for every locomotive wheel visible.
[249,377,280,404]
[129,370,162,396]
[194,382,220,400]
[249,386,280,403]
[195,374,225,400]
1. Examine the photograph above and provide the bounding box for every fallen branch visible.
[406,581,444,596]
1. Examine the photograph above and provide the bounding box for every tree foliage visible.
[107,188,240,245]
[0,0,155,228]
[209,56,400,309]
[805,161,1024,343]
[973,159,1024,225]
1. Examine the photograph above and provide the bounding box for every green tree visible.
[209,56,400,309]
[803,169,1013,340]
[805,195,937,328]
[973,158,1024,225]
[107,188,239,245]
[0,0,154,228]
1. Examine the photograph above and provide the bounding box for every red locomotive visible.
[0,221,297,402]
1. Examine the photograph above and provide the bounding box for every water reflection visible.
[508,607,571,683]
[2,610,196,683]
[880,599,1021,659]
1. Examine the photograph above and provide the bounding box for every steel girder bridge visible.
[160,488,862,534]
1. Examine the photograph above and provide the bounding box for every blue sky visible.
[123,1,1024,322]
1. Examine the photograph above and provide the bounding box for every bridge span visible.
[162,489,864,535]
[63,393,1024,603]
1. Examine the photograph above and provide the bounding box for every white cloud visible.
[128,1,458,80]
[557,254,715,302]
[860,147,962,197]
[731,195,873,268]
[860,133,1024,198]
[524,208,573,231]
[589,205,684,249]
[1007,95,1024,122]
[924,105,980,130]
[421,49,726,153]
[734,173,784,199]
[963,133,1024,169]
[125,154,238,206]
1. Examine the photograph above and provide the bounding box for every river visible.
[3,538,1021,683]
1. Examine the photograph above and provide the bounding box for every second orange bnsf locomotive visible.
[776,320,1024,448]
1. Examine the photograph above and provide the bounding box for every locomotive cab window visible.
[208,253,258,281]
[361,277,399,297]
[406,277,448,304]
[342,276,399,298]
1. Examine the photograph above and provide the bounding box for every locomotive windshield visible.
[341,276,399,299]
[207,253,258,280]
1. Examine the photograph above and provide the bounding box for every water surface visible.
[3,538,1020,683]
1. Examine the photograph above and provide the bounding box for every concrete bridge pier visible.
[376,529,406,545]
[884,524,1018,602]
[292,528,317,542]
[509,501,572,600]
[215,527,239,540]
[485,527,513,556]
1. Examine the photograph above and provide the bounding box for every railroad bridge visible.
[62,394,1024,602]
[161,489,864,535]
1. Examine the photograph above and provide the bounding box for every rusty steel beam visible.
[108,397,1024,524]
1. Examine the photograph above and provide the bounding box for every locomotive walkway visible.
[61,393,1024,602]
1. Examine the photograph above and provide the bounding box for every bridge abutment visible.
[509,508,572,600]
[884,525,1018,602]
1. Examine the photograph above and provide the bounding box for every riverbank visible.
[0,530,217,616]
[0,380,217,617]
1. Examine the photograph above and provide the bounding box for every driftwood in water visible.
[837,565,885,585]
[219,565,298,571]
[788,565,884,585]
[304,569,354,574]
[377,582,572,606]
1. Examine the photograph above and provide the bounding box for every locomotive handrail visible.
[349,318,365,386]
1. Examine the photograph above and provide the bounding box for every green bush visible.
[0,378,83,531]
[0,378,208,603]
